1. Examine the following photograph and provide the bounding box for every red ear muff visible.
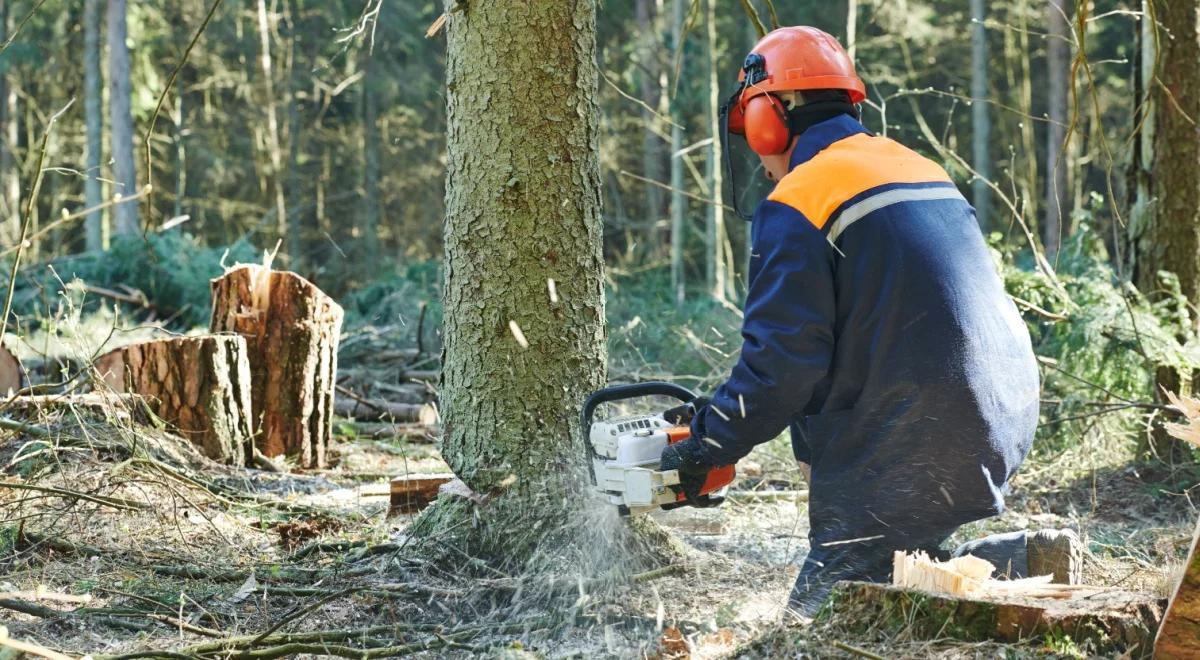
[742,94,791,155]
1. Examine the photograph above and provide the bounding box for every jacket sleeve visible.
[688,200,837,466]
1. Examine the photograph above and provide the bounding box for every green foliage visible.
[1000,223,1200,455]
[11,233,256,329]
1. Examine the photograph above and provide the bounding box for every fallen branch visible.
[0,481,150,511]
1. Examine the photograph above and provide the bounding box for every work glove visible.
[662,396,711,426]
[660,438,713,505]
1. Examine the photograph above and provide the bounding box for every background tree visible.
[84,0,104,251]
[107,0,138,235]
[1043,0,1070,258]
[970,0,991,230]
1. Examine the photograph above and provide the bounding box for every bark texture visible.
[210,265,343,468]
[1157,516,1200,658]
[1134,0,1200,306]
[107,0,139,235]
[0,343,21,395]
[96,336,253,464]
[969,0,991,230]
[438,1,606,495]
[84,0,104,250]
[1043,0,1070,257]
[828,582,1163,656]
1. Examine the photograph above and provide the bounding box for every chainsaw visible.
[583,382,736,515]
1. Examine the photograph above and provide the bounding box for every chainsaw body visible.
[583,382,735,515]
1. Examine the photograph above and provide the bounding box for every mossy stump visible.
[824,582,1165,657]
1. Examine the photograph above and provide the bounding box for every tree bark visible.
[84,0,105,250]
[1042,0,1070,258]
[669,0,686,306]
[635,0,663,247]
[704,0,729,301]
[361,52,382,263]
[256,0,288,256]
[107,0,139,235]
[210,265,343,468]
[0,342,22,395]
[828,582,1163,656]
[1131,0,1200,461]
[970,0,992,230]
[1157,515,1200,659]
[423,1,679,571]
[95,336,254,465]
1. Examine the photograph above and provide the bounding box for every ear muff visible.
[742,94,792,155]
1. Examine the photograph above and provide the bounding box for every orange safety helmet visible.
[724,27,866,156]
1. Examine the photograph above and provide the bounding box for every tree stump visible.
[0,343,23,396]
[826,581,1164,656]
[1156,516,1200,659]
[210,265,343,468]
[95,336,253,465]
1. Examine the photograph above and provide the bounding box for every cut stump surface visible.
[826,581,1164,656]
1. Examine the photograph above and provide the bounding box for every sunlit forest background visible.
[2,0,1196,465]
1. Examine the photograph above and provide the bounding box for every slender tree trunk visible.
[107,0,139,235]
[636,0,663,248]
[669,0,686,305]
[424,1,669,569]
[1011,0,1039,230]
[84,0,104,250]
[361,52,381,264]
[970,0,991,230]
[705,0,728,301]
[846,0,857,61]
[1043,0,1070,258]
[256,0,287,254]
[0,0,14,245]
[173,72,185,223]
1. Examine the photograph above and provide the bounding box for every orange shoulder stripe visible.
[767,133,953,229]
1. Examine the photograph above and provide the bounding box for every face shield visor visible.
[720,52,783,222]
[720,92,779,222]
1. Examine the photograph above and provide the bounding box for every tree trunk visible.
[361,52,382,264]
[1131,0,1200,462]
[0,342,22,396]
[846,0,857,62]
[84,0,105,250]
[669,0,686,306]
[107,0,139,235]
[1157,515,1200,659]
[96,336,254,465]
[424,1,671,570]
[828,582,1163,656]
[256,0,288,256]
[704,0,729,301]
[969,0,991,230]
[1043,0,1070,258]
[210,265,343,468]
[635,0,663,248]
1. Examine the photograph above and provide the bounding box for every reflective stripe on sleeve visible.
[827,186,967,244]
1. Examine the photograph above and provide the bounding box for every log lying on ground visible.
[95,336,253,465]
[333,396,438,424]
[0,344,22,395]
[825,581,1164,656]
[211,265,343,468]
[390,472,455,514]
[3,393,151,425]
[1156,515,1200,659]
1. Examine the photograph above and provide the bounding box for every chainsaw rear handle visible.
[581,381,698,431]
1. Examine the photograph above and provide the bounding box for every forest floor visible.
[0,398,1194,659]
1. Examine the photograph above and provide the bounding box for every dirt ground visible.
[0,407,1194,659]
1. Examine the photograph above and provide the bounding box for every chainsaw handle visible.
[581,381,698,431]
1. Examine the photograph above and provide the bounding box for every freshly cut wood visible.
[1156,516,1200,659]
[0,344,22,395]
[829,581,1164,655]
[390,472,455,514]
[210,265,344,468]
[334,396,437,424]
[95,336,253,465]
